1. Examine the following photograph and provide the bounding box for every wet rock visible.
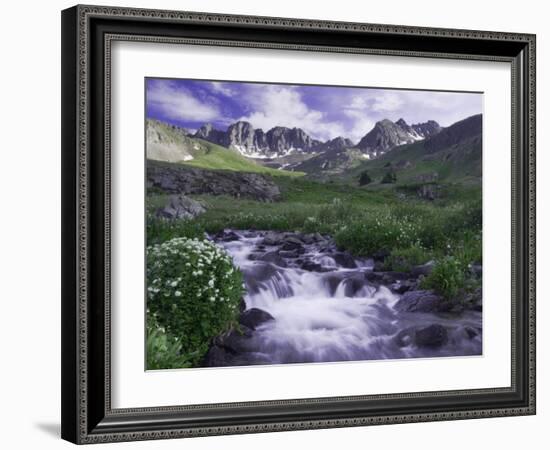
[463,287,482,311]
[202,327,259,367]
[394,328,414,347]
[381,271,409,284]
[211,327,255,353]
[244,263,279,287]
[323,271,368,297]
[201,346,235,367]
[364,271,385,284]
[463,326,479,339]
[332,252,357,269]
[262,231,285,246]
[394,290,443,313]
[391,279,417,294]
[215,229,240,242]
[449,303,465,314]
[259,251,287,267]
[238,298,247,313]
[299,232,327,245]
[239,308,275,330]
[469,264,483,278]
[410,260,435,277]
[279,249,299,259]
[281,241,305,253]
[415,324,448,347]
[301,260,324,272]
[155,195,206,220]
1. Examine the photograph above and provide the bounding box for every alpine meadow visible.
[145,78,483,369]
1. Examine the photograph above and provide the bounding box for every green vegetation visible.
[421,256,466,300]
[148,175,481,292]
[147,314,194,369]
[358,170,372,186]
[381,170,397,184]
[343,134,482,188]
[182,139,304,177]
[383,244,432,272]
[146,237,244,369]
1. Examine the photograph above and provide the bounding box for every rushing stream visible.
[205,230,482,367]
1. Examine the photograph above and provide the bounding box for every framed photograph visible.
[61,5,536,444]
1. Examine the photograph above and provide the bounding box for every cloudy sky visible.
[146,78,482,143]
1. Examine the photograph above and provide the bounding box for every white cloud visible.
[238,85,346,141]
[209,81,235,96]
[147,81,220,122]
[370,91,404,112]
[342,109,375,143]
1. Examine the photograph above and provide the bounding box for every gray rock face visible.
[313,136,355,153]
[265,126,321,154]
[194,123,227,146]
[194,120,321,157]
[147,162,281,202]
[357,118,441,157]
[410,260,436,277]
[155,195,206,220]
[411,120,442,138]
[394,290,443,313]
[192,117,441,160]
[239,308,275,330]
[415,324,448,347]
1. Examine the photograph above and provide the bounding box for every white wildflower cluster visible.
[146,237,241,308]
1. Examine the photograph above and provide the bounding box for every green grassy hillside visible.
[343,134,481,188]
[183,139,304,177]
[146,118,303,177]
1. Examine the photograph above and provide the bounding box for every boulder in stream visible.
[394,290,443,313]
[239,308,275,330]
[415,324,448,347]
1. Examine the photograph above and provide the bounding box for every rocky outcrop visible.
[415,324,449,347]
[357,118,441,157]
[194,123,228,146]
[265,126,321,154]
[194,120,321,158]
[147,162,281,202]
[239,308,275,330]
[313,136,355,153]
[155,195,206,220]
[394,290,443,313]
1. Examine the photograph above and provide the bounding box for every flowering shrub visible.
[334,210,421,257]
[147,237,244,368]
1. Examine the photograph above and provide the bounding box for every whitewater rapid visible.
[210,230,482,366]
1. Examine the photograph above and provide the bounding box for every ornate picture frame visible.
[61,4,536,444]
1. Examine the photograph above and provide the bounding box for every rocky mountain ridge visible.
[357,118,442,158]
[189,118,441,159]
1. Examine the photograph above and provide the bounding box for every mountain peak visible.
[396,118,408,127]
[357,117,441,157]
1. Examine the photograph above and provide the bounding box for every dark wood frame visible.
[61,4,536,444]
